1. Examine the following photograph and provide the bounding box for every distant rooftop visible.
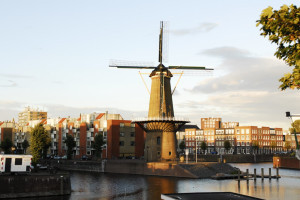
[178,124,200,132]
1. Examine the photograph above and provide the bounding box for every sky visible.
[0,0,299,130]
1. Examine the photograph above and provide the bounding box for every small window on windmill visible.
[157,137,161,145]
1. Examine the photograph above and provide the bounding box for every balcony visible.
[90,137,94,141]
[89,128,94,132]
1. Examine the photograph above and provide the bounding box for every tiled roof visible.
[96,113,105,120]
[58,118,66,124]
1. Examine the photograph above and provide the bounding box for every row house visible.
[181,118,284,155]
[16,112,146,159]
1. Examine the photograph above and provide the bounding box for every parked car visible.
[81,155,90,160]
[61,155,67,160]
[53,155,61,160]
[46,154,53,159]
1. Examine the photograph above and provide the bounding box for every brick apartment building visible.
[181,117,284,155]
[15,112,146,159]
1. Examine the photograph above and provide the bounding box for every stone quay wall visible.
[192,154,273,163]
[51,160,198,178]
[51,160,239,179]
[0,173,71,199]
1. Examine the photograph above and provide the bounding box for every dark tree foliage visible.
[179,141,186,152]
[0,138,13,154]
[64,134,76,159]
[224,140,231,153]
[22,139,30,154]
[93,134,104,158]
[200,141,207,152]
[30,124,51,164]
[257,4,300,90]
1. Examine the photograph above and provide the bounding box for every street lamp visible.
[286,111,300,160]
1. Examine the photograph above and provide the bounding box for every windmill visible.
[110,21,213,161]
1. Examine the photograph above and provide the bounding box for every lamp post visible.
[195,136,198,163]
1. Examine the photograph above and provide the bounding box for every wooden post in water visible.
[261,168,264,180]
[238,170,240,183]
[254,168,257,181]
[269,168,271,179]
[276,167,279,179]
[246,169,249,181]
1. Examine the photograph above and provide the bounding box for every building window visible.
[236,129,240,134]
[15,158,22,165]
[120,132,125,137]
[131,123,135,128]
[157,137,161,145]
[120,123,124,128]
[130,141,135,146]
[119,141,124,146]
[130,132,135,137]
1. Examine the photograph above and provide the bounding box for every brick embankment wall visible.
[51,160,238,178]
[51,160,103,172]
[195,155,273,163]
[0,173,71,199]
[273,156,300,170]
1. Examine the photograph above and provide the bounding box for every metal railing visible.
[133,116,189,122]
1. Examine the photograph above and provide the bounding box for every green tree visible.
[256,4,300,90]
[289,120,300,149]
[64,134,76,159]
[30,124,51,165]
[0,138,13,154]
[270,141,277,153]
[224,140,231,154]
[92,133,104,158]
[290,120,300,133]
[284,141,291,151]
[22,139,30,154]
[200,141,207,153]
[252,141,260,154]
[179,141,186,153]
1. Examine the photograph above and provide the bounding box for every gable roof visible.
[96,113,105,120]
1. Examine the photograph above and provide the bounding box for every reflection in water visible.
[16,163,300,200]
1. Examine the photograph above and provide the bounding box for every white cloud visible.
[174,46,299,130]
[171,23,218,36]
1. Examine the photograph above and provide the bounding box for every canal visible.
[24,162,300,200]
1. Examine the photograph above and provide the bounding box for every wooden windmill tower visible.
[110,22,213,161]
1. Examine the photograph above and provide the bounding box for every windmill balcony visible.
[133,116,189,122]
